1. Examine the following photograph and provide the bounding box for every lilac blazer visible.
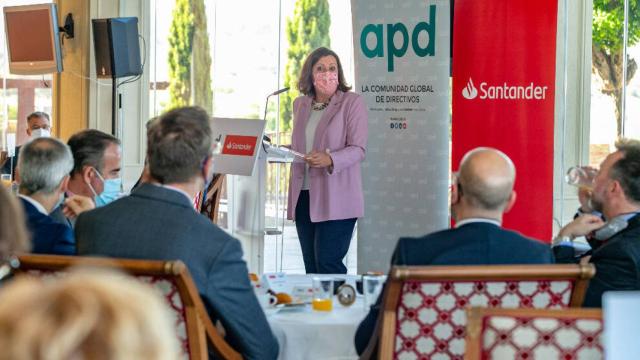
[287,90,368,222]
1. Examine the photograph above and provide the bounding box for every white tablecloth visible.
[265,274,369,360]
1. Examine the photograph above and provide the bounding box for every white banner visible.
[352,0,451,272]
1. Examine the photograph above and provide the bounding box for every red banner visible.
[452,0,558,241]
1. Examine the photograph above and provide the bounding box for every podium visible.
[225,143,296,273]
[209,117,297,273]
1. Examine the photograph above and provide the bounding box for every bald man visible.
[354,147,553,355]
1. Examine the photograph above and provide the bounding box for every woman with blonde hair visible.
[0,270,180,360]
[0,185,29,282]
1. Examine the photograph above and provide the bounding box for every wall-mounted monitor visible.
[3,3,63,75]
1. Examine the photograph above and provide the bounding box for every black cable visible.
[117,34,147,89]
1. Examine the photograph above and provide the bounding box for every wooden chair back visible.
[366,264,595,360]
[13,254,242,360]
[199,173,225,224]
[465,307,603,360]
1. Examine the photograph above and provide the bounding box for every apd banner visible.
[352,0,450,273]
[452,0,557,241]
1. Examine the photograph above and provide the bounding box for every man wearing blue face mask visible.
[64,130,122,209]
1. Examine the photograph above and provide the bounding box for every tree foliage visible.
[592,0,640,135]
[168,0,193,109]
[168,0,213,112]
[280,0,331,132]
[191,0,213,113]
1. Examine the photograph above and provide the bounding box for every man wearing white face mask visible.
[1,111,51,179]
[64,130,122,209]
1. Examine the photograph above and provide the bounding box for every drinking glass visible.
[0,174,11,189]
[565,166,598,189]
[312,277,333,311]
[363,275,385,310]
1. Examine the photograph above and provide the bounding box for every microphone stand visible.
[263,88,289,238]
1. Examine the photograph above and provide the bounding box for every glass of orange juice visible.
[1,174,11,189]
[312,277,333,311]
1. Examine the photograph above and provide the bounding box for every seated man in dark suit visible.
[1,111,51,180]
[16,138,92,255]
[49,130,122,228]
[554,139,640,307]
[75,106,278,360]
[354,147,553,355]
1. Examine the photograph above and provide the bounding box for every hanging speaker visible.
[92,17,141,79]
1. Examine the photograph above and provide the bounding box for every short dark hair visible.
[27,111,50,122]
[298,47,351,97]
[610,139,640,203]
[147,106,212,184]
[67,130,120,175]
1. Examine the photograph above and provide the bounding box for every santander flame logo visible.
[462,78,478,100]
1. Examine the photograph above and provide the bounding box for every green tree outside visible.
[191,0,213,113]
[280,0,331,132]
[592,0,640,135]
[168,0,213,112]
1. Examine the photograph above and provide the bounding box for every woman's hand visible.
[305,150,333,168]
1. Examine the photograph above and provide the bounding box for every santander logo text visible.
[222,135,257,156]
[462,78,548,100]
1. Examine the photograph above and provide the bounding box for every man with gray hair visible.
[16,137,77,255]
[354,147,553,355]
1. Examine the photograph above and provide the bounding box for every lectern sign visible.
[222,135,257,157]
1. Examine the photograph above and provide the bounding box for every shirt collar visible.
[18,194,48,215]
[455,217,501,228]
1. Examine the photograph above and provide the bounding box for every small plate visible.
[263,304,285,316]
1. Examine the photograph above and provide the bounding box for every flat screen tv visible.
[3,3,63,75]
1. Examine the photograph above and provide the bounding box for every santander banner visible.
[452,0,558,241]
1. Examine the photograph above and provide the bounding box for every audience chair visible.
[199,173,225,224]
[363,264,595,360]
[14,254,242,360]
[465,307,603,360]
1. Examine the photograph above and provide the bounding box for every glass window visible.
[149,0,356,274]
[590,0,639,164]
[0,0,54,165]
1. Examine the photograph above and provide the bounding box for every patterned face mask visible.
[313,72,338,96]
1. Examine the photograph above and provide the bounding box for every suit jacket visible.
[556,214,640,307]
[1,146,20,180]
[75,184,278,360]
[287,91,368,222]
[20,197,75,255]
[354,222,554,355]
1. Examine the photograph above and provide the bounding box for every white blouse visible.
[302,108,325,190]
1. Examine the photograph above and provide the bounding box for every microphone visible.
[264,87,290,121]
[270,87,290,96]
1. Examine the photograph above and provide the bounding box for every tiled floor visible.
[263,219,358,274]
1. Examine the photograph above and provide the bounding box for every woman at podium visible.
[287,47,368,274]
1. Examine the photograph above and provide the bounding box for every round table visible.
[265,275,369,360]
